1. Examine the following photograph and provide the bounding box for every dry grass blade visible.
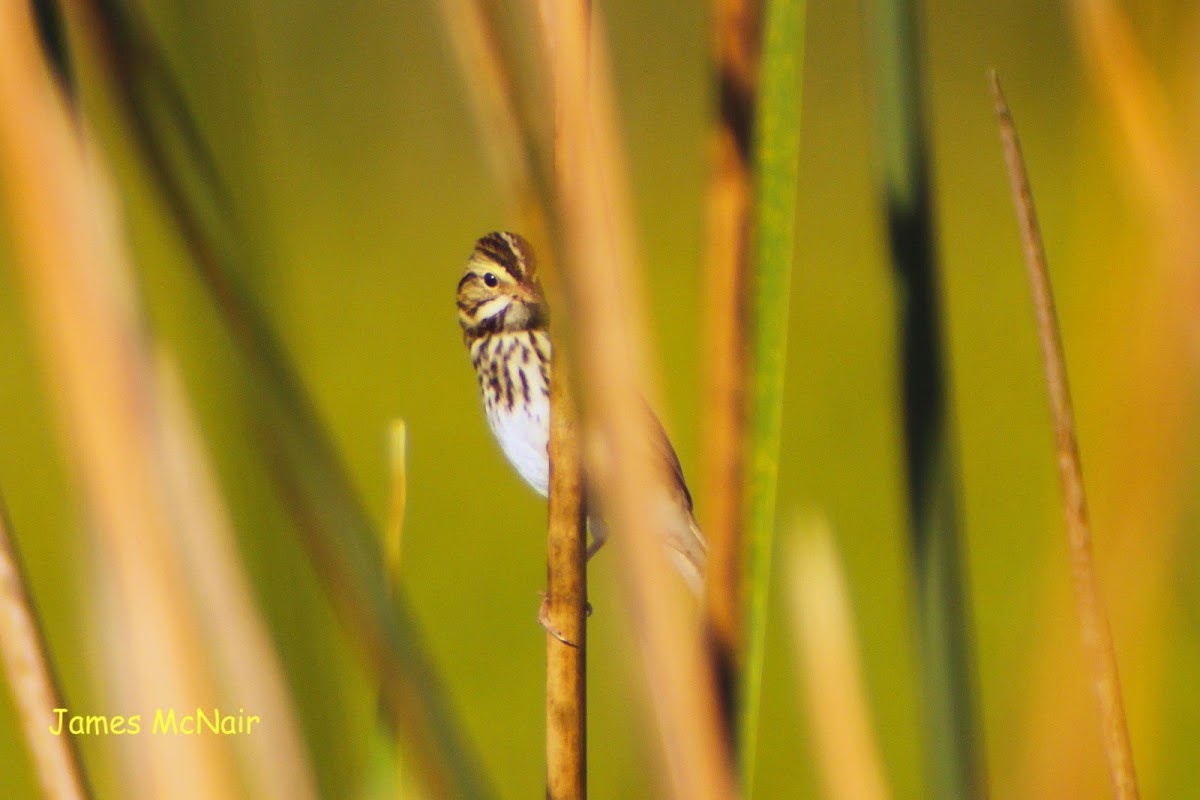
[386,420,409,588]
[1066,0,1197,229]
[534,2,737,797]
[1020,3,1200,795]
[0,4,240,797]
[701,0,761,737]
[990,72,1140,800]
[64,3,495,794]
[153,356,320,800]
[432,0,541,221]
[787,517,890,800]
[0,495,91,800]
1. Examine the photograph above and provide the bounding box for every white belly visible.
[474,332,552,497]
[486,381,550,496]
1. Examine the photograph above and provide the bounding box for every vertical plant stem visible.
[535,1,737,796]
[702,0,761,742]
[545,357,588,800]
[376,419,409,796]
[385,420,409,587]
[541,5,590,797]
[990,74,1139,800]
[0,5,243,796]
[1020,2,1200,793]
[788,516,890,800]
[740,0,807,790]
[0,495,91,800]
[153,357,320,800]
[432,0,544,226]
[866,3,985,798]
[64,3,494,796]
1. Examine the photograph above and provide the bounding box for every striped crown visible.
[456,232,547,339]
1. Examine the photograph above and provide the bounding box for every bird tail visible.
[667,511,708,598]
[589,504,709,598]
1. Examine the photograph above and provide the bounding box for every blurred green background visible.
[1,0,1198,797]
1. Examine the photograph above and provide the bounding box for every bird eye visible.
[483,272,499,288]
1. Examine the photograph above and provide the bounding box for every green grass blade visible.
[740,0,808,790]
[866,1,985,798]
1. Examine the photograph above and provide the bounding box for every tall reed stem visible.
[702,0,761,744]
[990,73,1139,800]
[534,0,737,795]
[544,357,587,799]
[539,5,590,797]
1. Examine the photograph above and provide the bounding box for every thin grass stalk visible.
[701,0,761,742]
[0,5,241,796]
[385,421,409,587]
[739,0,807,790]
[432,0,536,216]
[787,516,890,800]
[1021,3,1200,794]
[0,494,91,800]
[433,0,558,258]
[865,2,984,797]
[534,1,737,797]
[62,3,494,796]
[153,355,321,800]
[374,419,410,798]
[990,74,1139,800]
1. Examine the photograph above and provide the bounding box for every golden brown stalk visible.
[787,518,889,800]
[0,496,91,800]
[991,72,1140,800]
[385,420,409,588]
[0,5,240,797]
[535,2,737,797]
[1021,3,1200,795]
[544,357,588,800]
[153,356,320,800]
[701,0,760,730]
[1067,0,1197,230]
[540,4,589,796]
[434,0,537,212]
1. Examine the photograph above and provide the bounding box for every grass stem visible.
[544,355,587,800]
[740,0,807,790]
[0,495,91,800]
[990,72,1140,800]
[787,516,890,800]
[539,5,592,797]
[534,1,737,796]
[702,0,761,747]
[67,3,495,795]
